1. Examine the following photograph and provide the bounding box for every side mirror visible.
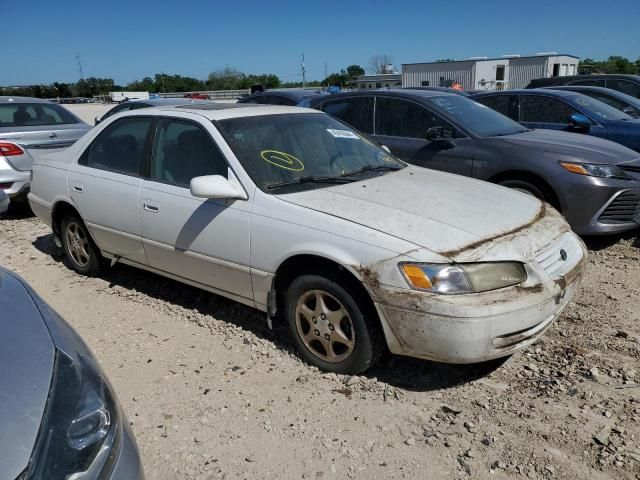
[426,126,456,149]
[568,113,591,132]
[381,145,391,153]
[190,175,247,200]
[622,106,639,117]
[94,116,102,126]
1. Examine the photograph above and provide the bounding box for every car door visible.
[372,96,473,176]
[139,116,253,301]
[68,116,151,264]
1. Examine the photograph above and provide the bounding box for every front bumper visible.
[558,175,640,235]
[373,233,587,364]
[108,419,145,479]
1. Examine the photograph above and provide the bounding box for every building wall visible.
[403,61,476,90]
[473,59,509,91]
[508,57,548,88]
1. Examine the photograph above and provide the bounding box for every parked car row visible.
[305,89,640,235]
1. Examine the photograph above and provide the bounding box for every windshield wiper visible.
[340,164,403,178]
[267,175,358,190]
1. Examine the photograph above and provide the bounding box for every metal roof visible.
[403,54,579,67]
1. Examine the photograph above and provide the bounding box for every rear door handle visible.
[72,183,83,193]
[143,201,159,212]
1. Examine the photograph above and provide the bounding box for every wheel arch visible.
[271,254,383,334]
[487,170,561,211]
[51,200,100,250]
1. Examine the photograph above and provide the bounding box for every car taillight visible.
[0,142,24,156]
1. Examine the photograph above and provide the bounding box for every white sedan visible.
[28,104,586,373]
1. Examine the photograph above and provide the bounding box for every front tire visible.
[60,214,102,276]
[498,179,548,202]
[285,274,383,374]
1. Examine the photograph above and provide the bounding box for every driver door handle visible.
[143,200,159,213]
[72,183,83,193]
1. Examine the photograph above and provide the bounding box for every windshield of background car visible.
[571,94,633,121]
[428,95,527,137]
[0,102,80,127]
[218,113,405,191]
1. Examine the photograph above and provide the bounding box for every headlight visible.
[400,262,526,294]
[24,349,121,479]
[560,162,631,180]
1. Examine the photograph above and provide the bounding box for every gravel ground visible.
[2,204,640,479]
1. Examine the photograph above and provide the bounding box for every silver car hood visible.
[277,166,565,261]
[499,129,639,164]
[0,270,55,480]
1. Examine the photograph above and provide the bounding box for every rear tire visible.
[285,274,383,374]
[60,214,102,276]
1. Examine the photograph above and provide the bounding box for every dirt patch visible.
[1,211,639,479]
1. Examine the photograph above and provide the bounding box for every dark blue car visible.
[472,89,640,152]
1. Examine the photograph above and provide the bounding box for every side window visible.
[474,96,512,118]
[150,119,227,188]
[81,117,151,176]
[321,97,373,134]
[585,92,626,110]
[606,79,640,99]
[520,96,578,124]
[375,97,456,139]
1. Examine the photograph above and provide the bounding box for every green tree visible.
[346,65,365,80]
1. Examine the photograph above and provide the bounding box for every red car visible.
[184,93,209,99]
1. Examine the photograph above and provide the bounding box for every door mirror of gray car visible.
[426,127,456,149]
[568,113,591,132]
[190,175,247,200]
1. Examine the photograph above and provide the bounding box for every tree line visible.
[4,55,638,99]
[0,63,368,99]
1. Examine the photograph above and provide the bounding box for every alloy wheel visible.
[295,289,355,363]
[65,221,91,268]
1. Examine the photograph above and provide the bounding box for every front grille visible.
[598,190,640,224]
[535,233,582,278]
[621,165,640,174]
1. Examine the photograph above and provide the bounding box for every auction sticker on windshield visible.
[327,129,360,139]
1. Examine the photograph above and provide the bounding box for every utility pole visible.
[301,54,306,88]
[76,52,84,80]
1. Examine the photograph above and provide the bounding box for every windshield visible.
[217,113,405,191]
[572,94,633,121]
[427,95,527,137]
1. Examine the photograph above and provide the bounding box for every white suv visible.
[28,104,586,373]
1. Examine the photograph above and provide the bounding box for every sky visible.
[2,0,639,86]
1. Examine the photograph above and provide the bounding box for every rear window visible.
[0,103,79,127]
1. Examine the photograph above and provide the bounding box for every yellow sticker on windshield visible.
[260,150,305,171]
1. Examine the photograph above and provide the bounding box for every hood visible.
[0,269,55,480]
[498,129,639,164]
[276,166,568,262]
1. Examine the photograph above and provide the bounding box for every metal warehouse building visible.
[402,54,579,91]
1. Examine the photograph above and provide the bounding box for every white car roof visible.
[124,103,323,121]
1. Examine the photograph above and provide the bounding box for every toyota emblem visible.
[560,249,568,261]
